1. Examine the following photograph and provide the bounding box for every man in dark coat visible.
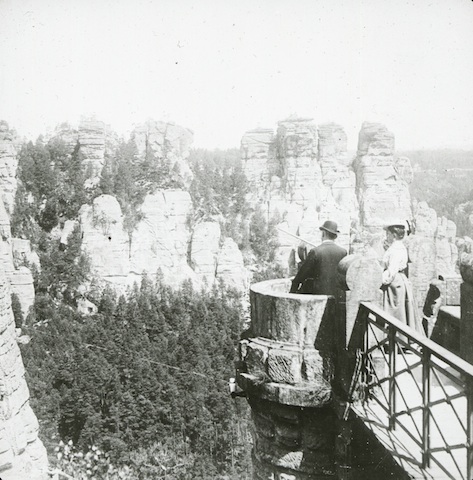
[289,220,347,298]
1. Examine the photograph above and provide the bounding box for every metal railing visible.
[348,302,473,480]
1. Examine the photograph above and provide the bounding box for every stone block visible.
[278,474,297,480]
[253,399,300,423]
[273,422,301,448]
[445,275,461,305]
[302,348,323,382]
[267,346,302,385]
[277,381,331,407]
[245,340,269,377]
[250,280,331,347]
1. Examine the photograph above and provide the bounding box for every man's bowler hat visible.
[319,220,339,235]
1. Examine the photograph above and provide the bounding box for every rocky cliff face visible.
[407,201,458,310]
[0,114,463,479]
[241,117,358,267]
[2,115,458,312]
[0,122,21,216]
[242,118,458,312]
[0,196,36,320]
[75,193,248,291]
[353,122,412,231]
[131,120,194,188]
[51,117,119,186]
[0,251,48,479]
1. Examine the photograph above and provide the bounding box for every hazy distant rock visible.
[131,120,194,188]
[190,221,221,278]
[394,156,414,184]
[51,118,119,186]
[216,237,248,291]
[353,122,411,229]
[414,201,438,237]
[318,122,350,185]
[0,121,21,215]
[240,128,275,198]
[79,118,118,180]
[276,117,321,206]
[407,202,458,310]
[241,118,357,264]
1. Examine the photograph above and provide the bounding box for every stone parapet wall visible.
[237,279,337,479]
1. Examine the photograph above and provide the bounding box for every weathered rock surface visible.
[240,128,275,196]
[131,120,194,188]
[190,221,221,278]
[0,198,36,320]
[129,190,196,287]
[353,122,412,230]
[51,117,118,186]
[0,122,21,215]
[12,239,40,272]
[237,279,336,478]
[0,263,48,479]
[79,195,130,285]
[77,192,248,291]
[216,237,248,291]
[241,118,358,258]
[407,201,458,310]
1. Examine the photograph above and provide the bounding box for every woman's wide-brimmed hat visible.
[384,223,406,230]
[384,220,412,235]
[319,220,339,235]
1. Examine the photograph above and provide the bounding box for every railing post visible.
[388,325,396,430]
[467,376,473,480]
[362,309,369,400]
[422,348,431,469]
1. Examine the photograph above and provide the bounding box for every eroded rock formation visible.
[131,120,194,188]
[0,197,36,319]
[353,122,412,237]
[0,121,21,215]
[241,117,358,262]
[75,192,248,291]
[51,117,119,185]
[0,257,48,479]
[407,201,458,310]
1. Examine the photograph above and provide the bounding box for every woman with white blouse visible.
[381,224,424,334]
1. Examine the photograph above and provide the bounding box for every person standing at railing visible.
[381,223,424,334]
[289,220,347,299]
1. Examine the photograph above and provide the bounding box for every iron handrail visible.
[359,302,473,378]
[351,301,473,480]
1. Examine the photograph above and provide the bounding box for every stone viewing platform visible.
[236,258,473,479]
[237,279,338,479]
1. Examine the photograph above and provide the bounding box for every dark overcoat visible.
[290,241,347,298]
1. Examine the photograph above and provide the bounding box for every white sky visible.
[1,0,473,151]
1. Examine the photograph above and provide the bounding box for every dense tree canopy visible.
[22,277,252,478]
[406,149,473,236]
[11,137,282,478]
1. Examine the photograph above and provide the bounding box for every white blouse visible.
[382,240,408,285]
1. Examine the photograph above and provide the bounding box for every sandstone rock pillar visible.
[237,279,337,479]
[0,264,48,479]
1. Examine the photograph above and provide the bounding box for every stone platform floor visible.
[351,349,468,480]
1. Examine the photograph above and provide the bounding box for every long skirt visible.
[383,272,424,335]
